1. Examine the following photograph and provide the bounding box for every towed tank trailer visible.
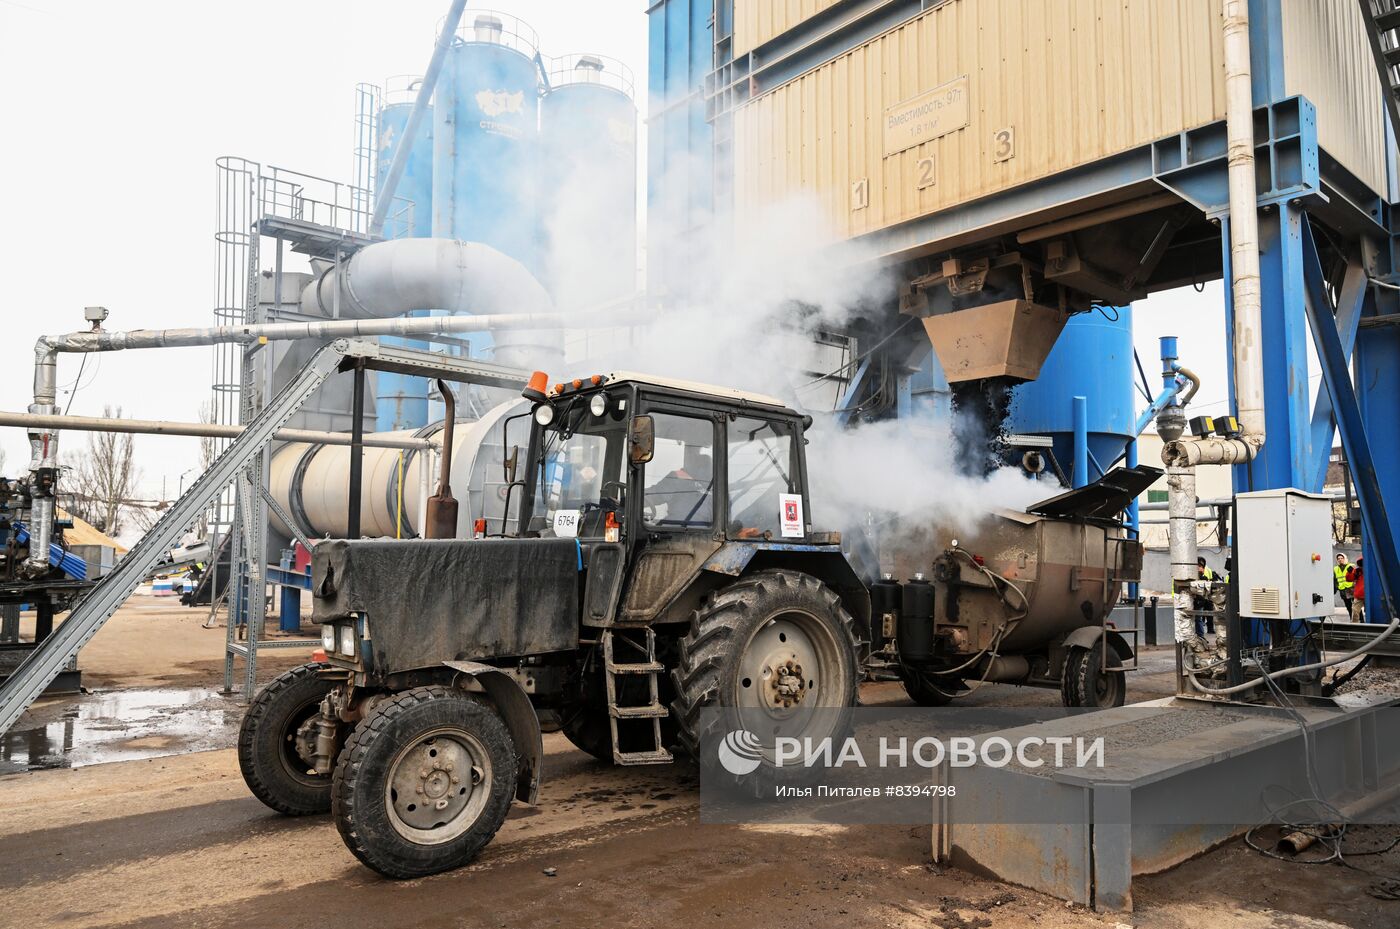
[238,371,1149,878]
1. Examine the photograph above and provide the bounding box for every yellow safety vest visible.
[1336,564,1354,591]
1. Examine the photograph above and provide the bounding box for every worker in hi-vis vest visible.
[1194,557,1217,638]
[1335,553,1355,614]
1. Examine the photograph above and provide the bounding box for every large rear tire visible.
[238,662,336,815]
[558,651,677,764]
[671,570,859,790]
[332,686,516,879]
[1061,641,1127,709]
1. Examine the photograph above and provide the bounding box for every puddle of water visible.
[0,687,237,773]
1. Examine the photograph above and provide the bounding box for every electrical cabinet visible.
[1236,489,1334,619]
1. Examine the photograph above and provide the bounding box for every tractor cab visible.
[516,371,817,548]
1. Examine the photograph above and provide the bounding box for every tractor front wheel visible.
[238,662,337,816]
[332,686,516,879]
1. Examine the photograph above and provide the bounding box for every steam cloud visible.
[540,147,1053,559]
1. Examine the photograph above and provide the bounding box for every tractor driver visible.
[645,445,713,526]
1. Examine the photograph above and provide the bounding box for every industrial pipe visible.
[1162,0,1265,470]
[0,411,433,451]
[300,239,562,371]
[1168,464,1202,648]
[23,304,564,571]
[424,380,459,538]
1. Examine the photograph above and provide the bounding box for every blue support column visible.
[1356,311,1400,623]
[1223,205,1314,493]
[277,550,302,633]
[1072,396,1088,489]
[1301,220,1399,622]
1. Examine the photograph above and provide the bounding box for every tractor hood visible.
[312,538,581,675]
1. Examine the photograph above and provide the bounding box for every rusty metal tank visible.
[891,509,1142,657]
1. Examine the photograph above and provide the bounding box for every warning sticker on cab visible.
[553,510,581,539]
[779,494,804,539]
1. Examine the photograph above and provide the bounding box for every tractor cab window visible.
[727,417,797,538]
[532,406,626,539]
[643,413,716,529]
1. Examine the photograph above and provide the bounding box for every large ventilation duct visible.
[299,238,562,371]
[269,399,528,541]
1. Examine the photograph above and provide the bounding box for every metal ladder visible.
[1357,1,1400,145]
[602,628,674,765]
[0,340,358,734]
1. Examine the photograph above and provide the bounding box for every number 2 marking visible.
[916,156,936,189]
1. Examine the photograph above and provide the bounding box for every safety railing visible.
[257,164,413,238]
[447,8,539,59]
[545,53,635,97]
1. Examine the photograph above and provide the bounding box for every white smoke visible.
[541,153,1053,548]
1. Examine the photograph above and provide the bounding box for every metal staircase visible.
[602,628,674,765]
[1357,0,1400,144]
[0,341,358,735]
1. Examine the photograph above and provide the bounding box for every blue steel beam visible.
[1300,220,1398,620]
[1222,205,1315,492]
[1305,257,1368,492]
[832,355,877,428]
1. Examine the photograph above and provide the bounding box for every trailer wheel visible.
[238,662,336,815]
[333,686,515,879]
[671,569,859,790]
[1061,642,1126,709]
[898,666,958,707]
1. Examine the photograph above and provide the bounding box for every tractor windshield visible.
[528,401,626,539]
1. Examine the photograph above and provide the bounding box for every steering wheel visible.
[600,480,627,509]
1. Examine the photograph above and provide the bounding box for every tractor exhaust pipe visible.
[425,380,459,539]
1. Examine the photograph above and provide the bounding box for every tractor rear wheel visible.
[332,686,516,879]
[238,662,337,815]
[558,652,678,764]
[671,570,859,789]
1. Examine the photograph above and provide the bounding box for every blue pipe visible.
[1126,439,1140,600]
[1072,396,1088,488]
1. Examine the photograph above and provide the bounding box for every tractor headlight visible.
[534,404,555,426]
[321,624,336,652]
[589,392,609,417]
[338,624,358,658]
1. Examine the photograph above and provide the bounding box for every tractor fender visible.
[1061,626,1134,665]
[443,660,542,804]
[703,543,872,639]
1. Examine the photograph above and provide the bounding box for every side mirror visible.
[504,445,520,485]
[629,415,655,465]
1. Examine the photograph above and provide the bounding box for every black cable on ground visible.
[1240,662,1400,897]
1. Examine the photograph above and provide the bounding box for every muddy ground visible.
[1,599,1397,928]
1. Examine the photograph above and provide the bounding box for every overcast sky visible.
[0,0,1239,503]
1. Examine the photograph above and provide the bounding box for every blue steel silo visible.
[1008,307,1135,488]
[540,55,638,311]
[432,12,542,366]
[434,12,541,268]
[375,77,435,430]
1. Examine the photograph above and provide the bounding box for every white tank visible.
[269,399,529,540]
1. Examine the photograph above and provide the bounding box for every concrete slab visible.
[934,694,1400,912]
